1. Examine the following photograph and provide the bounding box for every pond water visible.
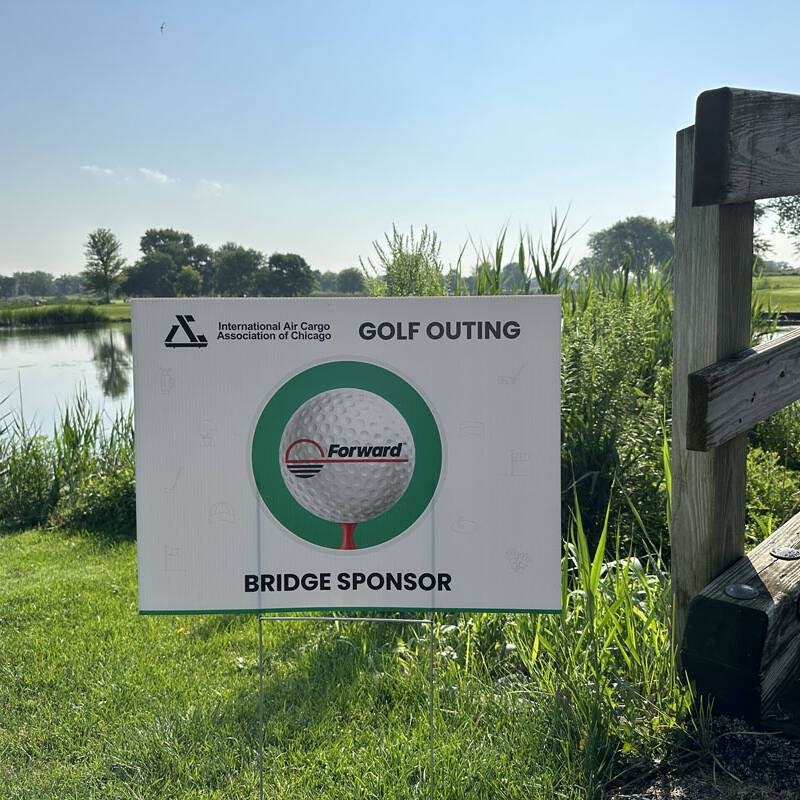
[0,324,133,432]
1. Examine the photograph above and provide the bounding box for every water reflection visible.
[0,323,133,430]
[92,329,132,398]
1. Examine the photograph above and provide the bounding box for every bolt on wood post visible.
[671,125,754,663]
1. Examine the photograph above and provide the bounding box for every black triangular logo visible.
[164,315,208,348]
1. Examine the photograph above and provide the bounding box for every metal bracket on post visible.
[257,614,436,800]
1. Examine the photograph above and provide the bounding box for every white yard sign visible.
[132,296,560,614]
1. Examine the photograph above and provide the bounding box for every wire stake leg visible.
[258,616,264,800]
[429,613,435,800]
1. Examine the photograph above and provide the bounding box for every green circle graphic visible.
[252,361,442,550]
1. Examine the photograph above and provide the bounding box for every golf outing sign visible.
[132,297,560,614]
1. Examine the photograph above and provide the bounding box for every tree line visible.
[0,228,367,301]
[0,271,83,299]
[82,228,367,301]
[575,198,800,280]
[4,204,798,302]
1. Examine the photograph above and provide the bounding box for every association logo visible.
[165,314,208,348]
[252,362,442,550]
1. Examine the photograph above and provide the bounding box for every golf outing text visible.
[358,320,520,341]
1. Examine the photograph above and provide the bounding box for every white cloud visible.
[138,167,176,185]
[198,179,224,194]
[81,164,114,176]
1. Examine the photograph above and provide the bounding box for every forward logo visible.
[165,315,208,348]
[284,438,408,479]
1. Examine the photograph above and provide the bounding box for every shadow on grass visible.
[105,618,431,796]
[256,617,427,742]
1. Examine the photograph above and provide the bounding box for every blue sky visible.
[2,0,799,276]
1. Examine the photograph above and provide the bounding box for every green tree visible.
[500,262,525,292]
[761,196,800,255]
[138,228,216,294]
[258,253,314,297]
[187,243,215,293]
[0,275,17,299]
[586,216,673,278]
[140,228,194,261]
[174,266,203,297]
[443,268,474,295]
[53,274,84,296]
[120,251,178,297]
[314,270,339,292]
[13,270,55,297]
[214,243,263,296]
[336,267,366,294]
[83,229,125,302]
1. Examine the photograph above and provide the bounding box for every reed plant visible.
[508,511,694,793]
[0,303,108,327]
[0,388,135,535]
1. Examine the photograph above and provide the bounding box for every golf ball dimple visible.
[280,388,415,523]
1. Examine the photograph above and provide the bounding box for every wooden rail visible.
[683,511,800,726]
[687,329,800,451]
[673,87,800,724]
[693,87,800,206]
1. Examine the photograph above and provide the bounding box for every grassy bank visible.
[3,261,799,797]
[0,523,697,800]
[0,301,130,327]
[0,394,700,798]
[0,385,695,797]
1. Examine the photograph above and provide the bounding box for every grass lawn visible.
[96,301,131,321]
[0,528,566,800]
[760,274,800,312]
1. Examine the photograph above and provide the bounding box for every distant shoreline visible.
[0,301,131,328]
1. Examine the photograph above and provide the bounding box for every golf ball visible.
[279,388,415,523]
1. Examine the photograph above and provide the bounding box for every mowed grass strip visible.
[0,530,561,800]
[760,274,800,312]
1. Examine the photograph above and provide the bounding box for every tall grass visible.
[508,521,695,795]
[0,303,109,327]
[360,217,799,556]
[392,502,699,799]
[561,270,673,551]
[0,388,134,535]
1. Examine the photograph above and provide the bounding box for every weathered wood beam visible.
[693,86,800,205]
[683,510,800,725]
[687,328,800,451]
[672,126,753,661]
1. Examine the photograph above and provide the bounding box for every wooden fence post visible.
[671,125,754,658]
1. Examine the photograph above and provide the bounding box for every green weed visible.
[361,225,446,297]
